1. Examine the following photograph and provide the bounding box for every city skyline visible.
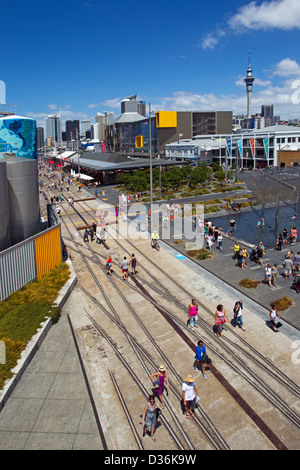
[2,0,300,128]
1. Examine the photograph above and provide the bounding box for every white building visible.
[45,114,61,143]
[81,120,91,137]
[165,125,300,168]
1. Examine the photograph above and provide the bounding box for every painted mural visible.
[0,117,37,159]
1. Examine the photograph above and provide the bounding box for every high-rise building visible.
[45,114,61,143]
[261,105,274,118]
[36,127,44,149]
[81,120,91,137]
[66,120,80,142]
[244,50,255,118]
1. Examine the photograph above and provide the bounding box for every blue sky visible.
[2,0,300,128]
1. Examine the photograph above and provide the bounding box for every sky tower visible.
[244,49,255,118]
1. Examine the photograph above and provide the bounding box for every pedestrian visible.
[121,256,129,280]
[282,228,288,245]
[115,205,118,222]
[215,304,229,337]
[276,233,283,251]
[151,366,169,409]
[129,254,138,277]
[264,264,273,288]
[233,300,245,330]
[194,340,210,379]
[230,219,236,233]
[283,257,293,279]
[142,395,158,441]
[242,247,248,269]
[102,189,105,197]
[94,189,98,197]
[106,255,113,275]
[269,304,283,332]
[182,375,199,419]
[236,248,244,269]
[257,243,264,266]
[83,229,89,242]
[234,242,240,261]
[188,299,198,328]
[271,263,278,287]
[217,233,223,251]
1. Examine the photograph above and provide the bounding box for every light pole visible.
[149,103,153,208]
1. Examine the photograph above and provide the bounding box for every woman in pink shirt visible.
[215,304,229,337]
[188,299,198,328]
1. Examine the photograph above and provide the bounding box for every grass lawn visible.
[0,262,70,389]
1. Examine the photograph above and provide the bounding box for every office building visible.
[45,114,61,143]
[81,120,91,137]
[66,120,80,143]
[36,127,44,150]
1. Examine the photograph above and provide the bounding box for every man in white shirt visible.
[182,375,198,419]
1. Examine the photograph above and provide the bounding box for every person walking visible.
[269,304,283,332]
[106,256,113,275]
[151,366,169,409]
[217,233,223,251]
[257,243,264,267]
[277,233,283,251]
[194,340,210,379]
[188,299,198,328]
[271,263,279,287]
[142,395,158,441]
[182,375,199,419]
[121,256,129,280]
[129,254,138,277]
[264,264,273,288]
[234,242,240,261]
[215,304,229,337]
[233,300,245,330]
[283,257,293,279]
[83,229,89,242]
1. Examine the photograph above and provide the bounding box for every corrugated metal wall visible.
[0,240,36,301]
[0,225,62,301]
[34,226,62,280]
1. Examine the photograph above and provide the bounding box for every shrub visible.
[271,297,293,311]
[239,278,261,288]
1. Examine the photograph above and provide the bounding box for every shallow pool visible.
[208,203,299,248]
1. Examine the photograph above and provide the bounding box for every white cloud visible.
[202,34,219,50]
[228,0,300,31]
[202,1,300,50]
[273,58,300,76]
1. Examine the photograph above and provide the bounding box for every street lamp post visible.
[149,103,153,209]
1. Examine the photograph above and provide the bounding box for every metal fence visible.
[0,225,62,301]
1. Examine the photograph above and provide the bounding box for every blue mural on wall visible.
[0,117,37,159]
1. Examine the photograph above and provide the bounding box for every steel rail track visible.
[46,186,293,447]
[78,283,229,450]
[84,309,188,451]
[79,195,300,396]
[109,370,144,450]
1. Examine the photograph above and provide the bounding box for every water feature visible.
[209,203,299,248]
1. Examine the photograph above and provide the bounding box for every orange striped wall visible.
[34,226,62,279]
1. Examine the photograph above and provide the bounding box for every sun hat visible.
[159,365,165,372]
[185,374,194,382]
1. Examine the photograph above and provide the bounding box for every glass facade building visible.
[116,117,157,154]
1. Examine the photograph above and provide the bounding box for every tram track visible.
[59,202,229,450]
[43,180,299,449]
[70,197,300,440]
